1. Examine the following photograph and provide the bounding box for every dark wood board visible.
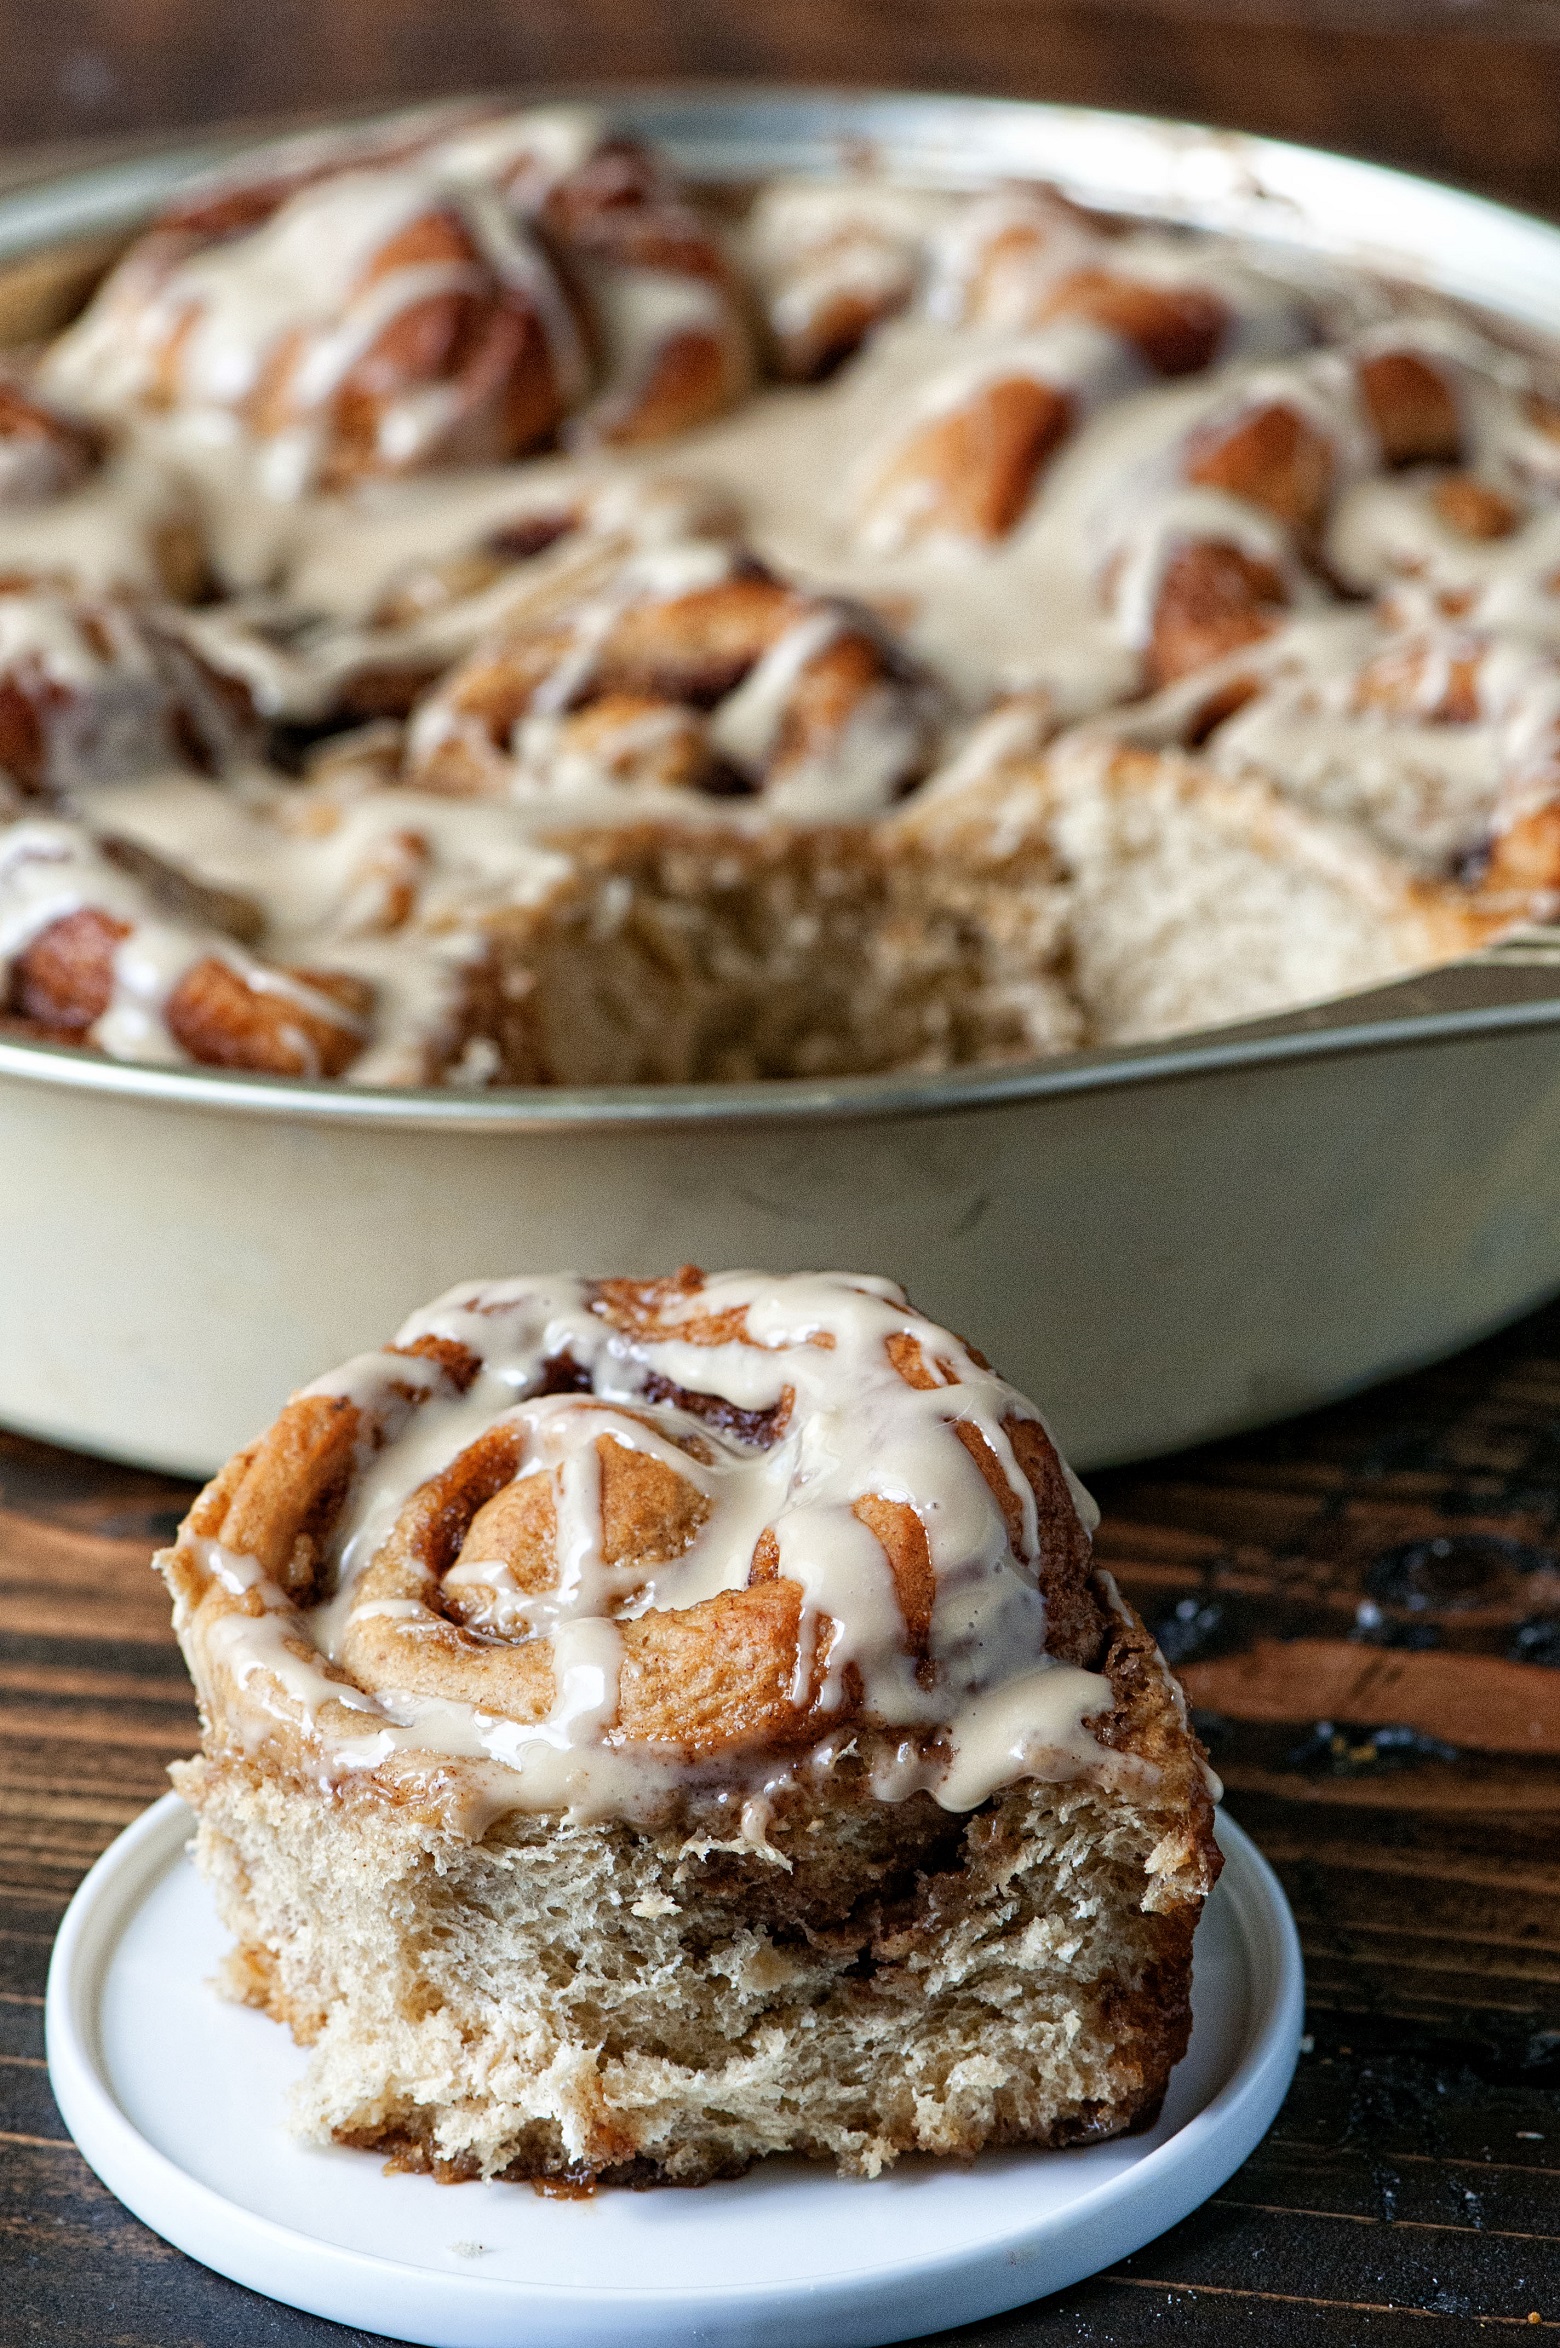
[7,0,1560,224]
[5,1292,1560,2343]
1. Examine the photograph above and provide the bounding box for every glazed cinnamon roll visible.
[850,189,1318,551]
[855,267,1313,553]
[43,128,590,495]
[160,1265,1219,2186]
[169,473,737,728]
[1106,603,1560,897]
[441,109,755,447]
[0,819,368,1073]
[1,122,1551,1092]
[405,537,940,813]
[1092,346,1408,689]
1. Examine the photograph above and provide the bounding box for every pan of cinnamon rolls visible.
[4,88,1560,1474]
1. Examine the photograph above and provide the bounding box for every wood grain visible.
[2,0,1560,224]
[3,5,1560,2335]
[6,1290,1560,2341]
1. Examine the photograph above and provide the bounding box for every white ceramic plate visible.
[47,1792,1301,2348]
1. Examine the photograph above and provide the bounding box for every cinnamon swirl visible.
[0,820,367,1073]
[160,1266,1220,2186]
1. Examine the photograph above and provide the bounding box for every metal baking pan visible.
[4,86,1560,1479]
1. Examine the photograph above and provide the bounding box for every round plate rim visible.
[46,1790,1302,2345]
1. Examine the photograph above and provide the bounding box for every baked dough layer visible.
[158,1267,1220,2185]
[173,1590,1215,2185]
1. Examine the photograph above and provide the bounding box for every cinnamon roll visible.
[42,123,590,496]
[160,1266,1219,2187]
[0,820,367,1073]
[1108,602,1560,896]
[32,108,758,573]
[404,536,940,814]
[852,192,1317,552]
[171,473,737,728]
[1091,343,1429,690]
[854,267,1314,555]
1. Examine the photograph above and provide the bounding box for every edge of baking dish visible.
[4,83,1560,1134]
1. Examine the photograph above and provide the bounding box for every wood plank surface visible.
[5,0,1560,222]
[3,1,1560,2336]
[5,1293,1560,2342]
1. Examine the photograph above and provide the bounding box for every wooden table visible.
[4,1295,1559,2344]
[4,2,1560,2335]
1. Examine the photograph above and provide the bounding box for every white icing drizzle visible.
[0,820,207,1057]
[1106,601,1560,878]
[172,1271,1124,1826]
[742,179,956,365]
[0,811,370,1071]
[707,606,843,770]
[9,148,1560,1082]
[42,139,590,501]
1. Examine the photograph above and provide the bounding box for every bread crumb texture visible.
[172,1590,1217,2188]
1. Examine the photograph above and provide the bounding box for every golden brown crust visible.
[1431,473,1520,541]
[863,376,1075,544]
[1481,802,1560,892]
[852,1492,935,1666]
[1186,400,1335,534]
[167,1266,1116,1771]
[1039,268,1226,378]
[589,329,738,449]
[4,914,371,1079]
[163,958,369,1079]
[217,1392,365,1598]
[6,905,124,1030]
[1357,347,1462,468]
[1148,539,1289,687]
[593,576,801,704]
[1092,1589,1223,1906]
[617,1578,834,1753]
